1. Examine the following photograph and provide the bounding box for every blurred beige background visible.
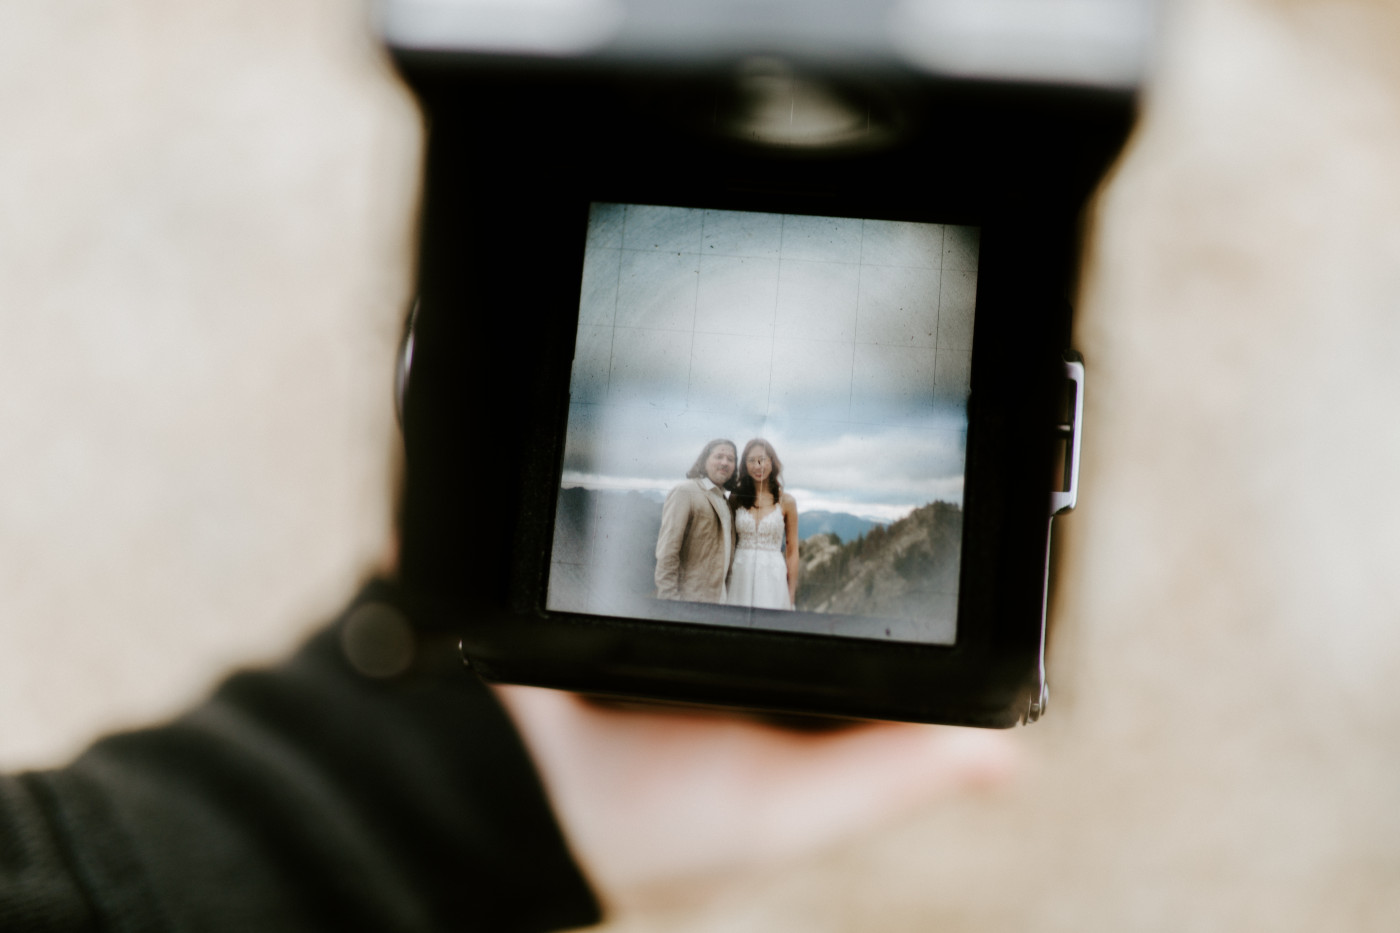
[0,1,418,767]
[4,0,1400,930]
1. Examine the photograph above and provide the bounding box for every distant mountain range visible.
[796,510,883,543]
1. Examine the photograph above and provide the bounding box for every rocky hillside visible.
[795,501,962,620]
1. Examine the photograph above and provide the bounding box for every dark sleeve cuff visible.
[18,580,601,933]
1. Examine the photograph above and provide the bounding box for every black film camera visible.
[383,0,1156,726]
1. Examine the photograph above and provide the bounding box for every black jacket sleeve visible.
[0,580,600,933]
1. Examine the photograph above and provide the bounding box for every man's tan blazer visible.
[654,478,733,602]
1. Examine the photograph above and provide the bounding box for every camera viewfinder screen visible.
[545,203,977,645]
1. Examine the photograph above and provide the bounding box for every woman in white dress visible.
[726,439,799,610]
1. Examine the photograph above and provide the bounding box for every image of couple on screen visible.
[654,438,799,611]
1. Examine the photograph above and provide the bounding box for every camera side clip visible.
[1026,351,1085,724]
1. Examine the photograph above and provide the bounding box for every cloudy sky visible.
[562,405,966,521]
[560,203,978,521]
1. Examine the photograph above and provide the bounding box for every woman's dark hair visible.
[685,438,738,490]
[731,438,783,512]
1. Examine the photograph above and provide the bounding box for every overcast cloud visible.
[560,204,977,521]
[562,402,967,519]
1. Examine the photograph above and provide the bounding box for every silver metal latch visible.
[1050,352,1084,517]
[395,298,420,429]
[1026,351,1084,724]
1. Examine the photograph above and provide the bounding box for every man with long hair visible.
[654,438,738,602]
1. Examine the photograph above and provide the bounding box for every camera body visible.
[384,0,1151,726]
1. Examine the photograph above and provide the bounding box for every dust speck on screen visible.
[545,203,977,645]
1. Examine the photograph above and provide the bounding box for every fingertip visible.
[925,726,1022,787]
[862,723,1023,792]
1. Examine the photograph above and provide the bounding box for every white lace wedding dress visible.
[726,507,793,610]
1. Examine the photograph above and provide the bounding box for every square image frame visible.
[548,203,980,647]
